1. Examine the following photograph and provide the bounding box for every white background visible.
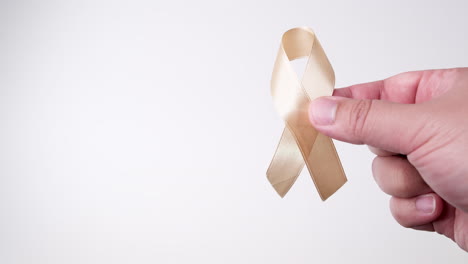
[1,0,468,263]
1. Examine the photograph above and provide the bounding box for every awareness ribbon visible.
[267,27,347,200]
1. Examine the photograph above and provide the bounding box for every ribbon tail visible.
[267,127,305,197]
[306,133,347,200]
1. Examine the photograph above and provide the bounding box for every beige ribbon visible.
[267,27,347,200]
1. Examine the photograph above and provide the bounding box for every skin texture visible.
[308,68,468,251]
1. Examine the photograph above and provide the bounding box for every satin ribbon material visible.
[267,27,347,200]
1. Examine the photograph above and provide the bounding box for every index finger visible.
[333,71,426,104]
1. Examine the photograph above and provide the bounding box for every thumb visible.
[308,96,429,154]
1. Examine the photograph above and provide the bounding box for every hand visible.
[308,68,468,251]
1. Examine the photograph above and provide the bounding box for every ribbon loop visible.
[267,27,347,200]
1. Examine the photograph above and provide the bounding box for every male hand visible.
[309,68,468,251]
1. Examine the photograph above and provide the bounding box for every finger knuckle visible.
[348,100,373,139]
[376,158,418,198]
[371,157,386,188]
[392,163,415,196]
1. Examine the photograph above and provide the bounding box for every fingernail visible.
[309,97,337,126]
[415,195,435,214]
